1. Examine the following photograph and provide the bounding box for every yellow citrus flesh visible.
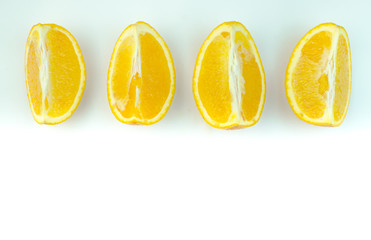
[107,22,175,125]
[193,22,266,129]
[285,23,351,126]
[25,23,86,124]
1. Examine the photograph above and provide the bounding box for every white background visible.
[0,0,370,239]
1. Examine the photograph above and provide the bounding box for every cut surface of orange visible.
[107,21,175,125]
[25,23,86,124]
[285,23,351,126]
[193,22,266,129]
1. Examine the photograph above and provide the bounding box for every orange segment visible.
[334,34,351,123]
[107,22,175,125]
[285,23,351,126]
[109,34,137,119]
[197,32,232,124]
[193,22,266,129]
[235,30,263,121]
[26,32,42,117]
[140,32,172,119]
[25,23,86,124]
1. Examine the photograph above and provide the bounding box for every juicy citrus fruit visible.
[285,23,351,126]
[25,23,86,124]
[193,22,266,129]
[107,21,175,125]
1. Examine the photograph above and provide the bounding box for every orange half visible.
[25,23,86,124]
[107,22,176,125]
[193,22,266,129]
[285,23,352,126]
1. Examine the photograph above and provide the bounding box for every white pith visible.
[132,28,142,108]
[38,25,50,123]
[227,27,246,123]
[323,30,339,124]
[193,22,265,128]
[108,22,176,124]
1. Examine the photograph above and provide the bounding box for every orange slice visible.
[285,23,352,126]
[193,22,266,129]
[107,21,175,125]
[25,23,86,124]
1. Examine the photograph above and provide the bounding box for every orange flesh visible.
[291,31,332,119]
[27,31,42,116]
